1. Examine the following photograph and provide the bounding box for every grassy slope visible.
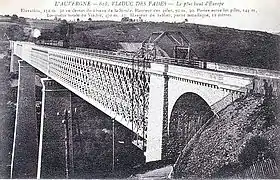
[176,95,280,178]
[0,26,15,177]
[0,53,15,179]
[2,19,279,70]
[0,21,18,178]
[0,20,57,178]
[71,22,280,70]
[26,19,60,30]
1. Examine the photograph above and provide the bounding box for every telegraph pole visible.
[112,118,115,174]
[62,109,70,179]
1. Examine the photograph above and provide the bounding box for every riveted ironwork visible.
[49,51,151,139]
[14,42,150,149]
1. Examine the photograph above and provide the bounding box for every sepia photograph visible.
[0,0,279,179]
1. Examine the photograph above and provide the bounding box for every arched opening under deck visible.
[163,92,214,162]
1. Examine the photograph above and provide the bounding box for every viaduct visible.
[8,32,280,178]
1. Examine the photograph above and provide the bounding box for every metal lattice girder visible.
[12,42,150,145]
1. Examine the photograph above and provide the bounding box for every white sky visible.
[0,0,280,33]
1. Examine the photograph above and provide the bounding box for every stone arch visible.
[163,92,214,162]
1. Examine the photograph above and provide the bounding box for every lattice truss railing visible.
[13,42,150,147]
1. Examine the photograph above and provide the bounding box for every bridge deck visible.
[10,41,280,151]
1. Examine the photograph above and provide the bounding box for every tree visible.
[53,19,69,40]
[18,17,27,24]
[11,14,18,21]
[88,18,92,21]
[6,24,27,41]
[58,19,68,37]
[121,17,130,22]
